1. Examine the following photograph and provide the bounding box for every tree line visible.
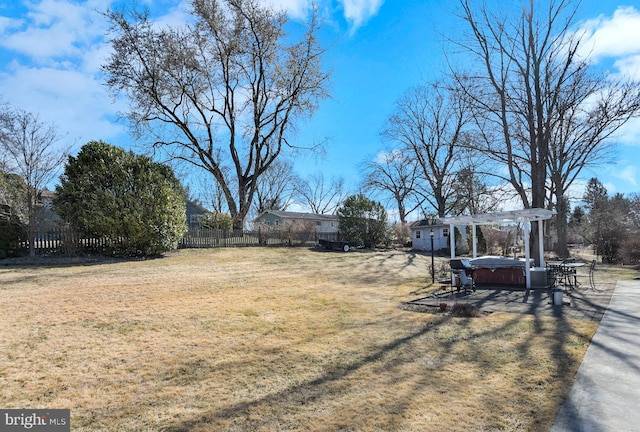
[3,0,640,259]
[101,0,640,258]
[569,178,640,264]
[361,0,640,260]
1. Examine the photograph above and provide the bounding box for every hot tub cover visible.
[470,256,532,269]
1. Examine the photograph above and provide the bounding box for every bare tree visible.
[382,81,472,217]
[453,0,640,258]
[186,148,232,213]
[547,77,640,256]
[253,159,300,214]
[0,107,69,257]
[361,149,422,224]
[296,172,346,214]
[102,0,330,229]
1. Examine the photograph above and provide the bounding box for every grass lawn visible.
[0,247,604,431]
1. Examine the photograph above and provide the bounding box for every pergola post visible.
[537,219,545,269]
[449,223,455,259]
[472,223,478,258]
[523,218,531,289]
[449,223,456,286]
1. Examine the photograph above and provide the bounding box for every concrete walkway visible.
[552,279,640,432]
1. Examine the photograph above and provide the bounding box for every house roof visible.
[409,219,447,229]
[257,210,338,221]
[186,200,209,215]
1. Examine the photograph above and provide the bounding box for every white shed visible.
[410,219,466,251]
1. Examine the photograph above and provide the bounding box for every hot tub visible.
[470,256,531,286]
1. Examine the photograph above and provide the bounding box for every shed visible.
[410,219,466,251]
[186,200,209,226]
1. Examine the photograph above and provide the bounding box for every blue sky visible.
[2,0,640,215]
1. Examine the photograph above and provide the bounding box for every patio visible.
[403,281,616,322]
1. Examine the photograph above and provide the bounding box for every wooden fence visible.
[16,226,341,256]
[179,227,340,249]
[18,227,125,256]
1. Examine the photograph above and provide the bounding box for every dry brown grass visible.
[0,248,600,431]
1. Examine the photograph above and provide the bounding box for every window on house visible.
[416,230,421,239]
[443,228,449,237]
[275,220,279,226]
[316,221,322,226]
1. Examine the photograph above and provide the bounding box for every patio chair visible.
[575,260,597,290]
[457,270,474,291]
[546,264,562,288]
[449,259,475,293]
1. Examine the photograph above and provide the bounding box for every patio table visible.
[559,262,585,289]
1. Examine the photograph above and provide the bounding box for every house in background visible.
[254,210,339,234]
[410,218,467,251]
[186,200,209,227]
[35,189,60,230]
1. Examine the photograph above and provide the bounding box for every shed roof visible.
[409,219,448,229]
[257,210,338,221]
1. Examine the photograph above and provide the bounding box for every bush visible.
[0,216,26,258]
[450,303,482,318]
[391,223,412,247]
[337,194,389,248]
[54,141,187,257]
[619,235,640,266]
[198,212,233,230]
[596,226,624,264]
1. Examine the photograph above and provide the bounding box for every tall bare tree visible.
[453,0,640,258]
[0,107,69,257]
[362,149,422,224]
[296,172,346,215]
[102,0,330,229]
[382,81,472,217]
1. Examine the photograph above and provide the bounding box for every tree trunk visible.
[554,192,570,258]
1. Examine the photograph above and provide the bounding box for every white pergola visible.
[440,208,556,289]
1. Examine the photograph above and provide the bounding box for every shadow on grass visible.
[159,299,595,432]
[0,254,167,269]
[160,315,451,432]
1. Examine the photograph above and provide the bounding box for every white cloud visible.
[0,0,125,148]
[578,6,640,73]
[153,0,193,28]
[0,15,23,34]
[612,165,638,187]
[258,0,385,28]
[340,0,384,30]
[374,148,404,164]
[608,117,640,146]
[611,54,640,80]
[0,0,110,66]
[0,63,125,146]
